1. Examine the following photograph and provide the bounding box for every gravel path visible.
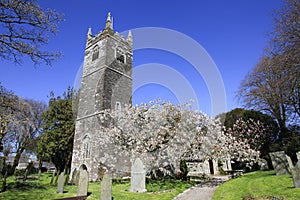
[173,176,229,200]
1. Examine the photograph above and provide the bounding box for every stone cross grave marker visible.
[56,172,65,194]
[269,151,291,175]
[129,158,146,192]
[77,169,89,196]
[100,173,112,200]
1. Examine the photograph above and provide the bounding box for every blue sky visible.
[0,0,284,116]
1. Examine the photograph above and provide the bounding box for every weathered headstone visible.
[202,160,211,174]
[213,159,219,175]
[56,172,65,194]
[100,173,112,200]
[129,158,146,192]
[296,151,300,161]
[286,155,294,169]
[291,162,300,188]
[269,151,291,175]
[259,159,269,171]
[75,170,80,186]
[77,169,89,196]
[70,168,77,185]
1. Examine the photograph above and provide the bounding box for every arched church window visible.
[92,45,99,61]
[83,135,90,159]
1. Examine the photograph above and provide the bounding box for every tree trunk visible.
[50,170,55,185]
[12,146,25,174]
[38,160,43,181]
[54,170,60,184]
[1,154,8,192]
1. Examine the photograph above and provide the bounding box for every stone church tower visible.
[71,13,132,180]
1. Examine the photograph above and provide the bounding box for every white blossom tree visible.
[100,100,265,173]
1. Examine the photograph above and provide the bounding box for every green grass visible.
[213,170,300,200]
[0,173,195,200]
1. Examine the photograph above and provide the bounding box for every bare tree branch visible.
[0,0,63,65]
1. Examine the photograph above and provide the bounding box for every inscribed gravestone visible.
[129,158,146,192]
[77,169,89,196]
[269,151,291,175]
[100,173,112,200]
[56,172,65,194]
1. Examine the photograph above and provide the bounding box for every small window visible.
[115,101,121,110]
[92,46,99,61]
[84,142,90,158]
[116,48,126,64]
[117,53,124,63]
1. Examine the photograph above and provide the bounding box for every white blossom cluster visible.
[99,100,264,171]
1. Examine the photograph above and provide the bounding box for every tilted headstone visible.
[77,169,89,196]
[129,158,146,192]
[100,173,112,200]
[269,151,291,175]
[56,172,65,194]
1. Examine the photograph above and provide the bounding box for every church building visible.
[70,13,133,180]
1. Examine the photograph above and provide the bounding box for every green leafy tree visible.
[37,88,75,173]
[0,0,63,65]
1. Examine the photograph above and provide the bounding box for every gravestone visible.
[269,151,291,175]
[259,159,269,171]
[296,151,300,161]
[286,155,294,169]
[77,169,89,196]
[75,170,80,186]
[213,159,219,175]
[57,172,65,194]
[129,158,146,192]
[100,173,112,200]
[291,161,300,188]
[70,168,77,185]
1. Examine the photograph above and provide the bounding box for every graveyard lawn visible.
[213,170,300,200]
[0,173,196,200]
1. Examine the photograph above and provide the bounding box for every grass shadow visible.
[7,181,46,191]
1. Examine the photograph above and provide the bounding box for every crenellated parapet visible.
[85,12,132,51]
